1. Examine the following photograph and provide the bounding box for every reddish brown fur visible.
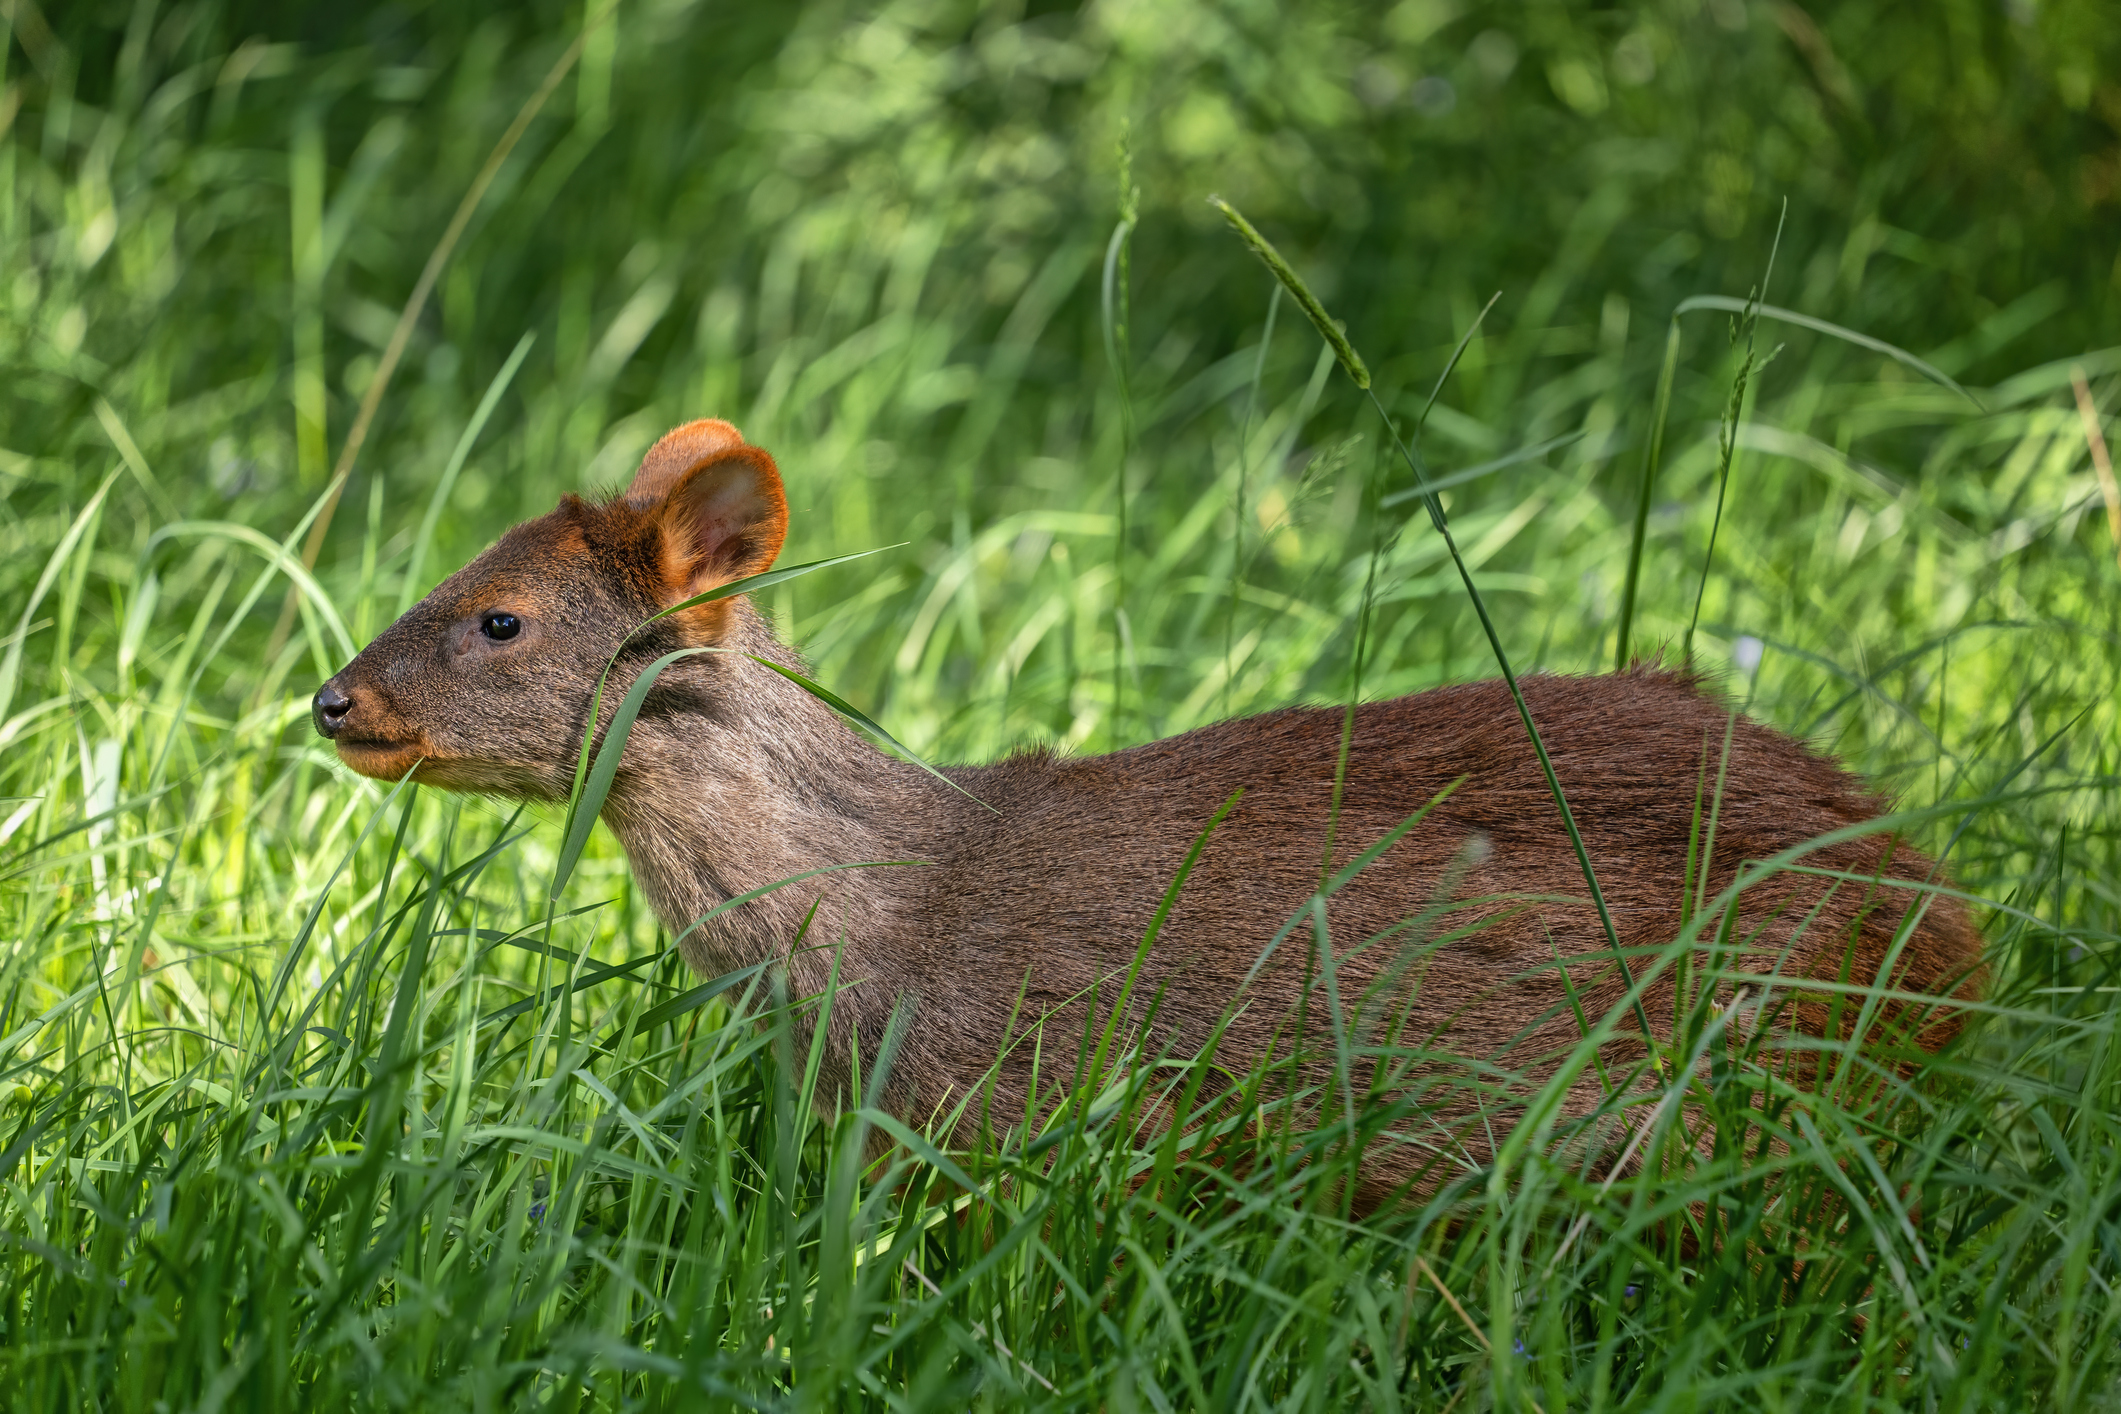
[316,422,1986,1202]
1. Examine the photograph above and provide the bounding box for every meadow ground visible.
[2,1,2119,1408]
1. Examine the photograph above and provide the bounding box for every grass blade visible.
[550,645,721,901]
[1209,196,1369,389]
[1674,294,1982,409]
[747,656,995,812]
[1615,319,1682,670]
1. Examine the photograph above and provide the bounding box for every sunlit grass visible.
[2,2,2119,1408]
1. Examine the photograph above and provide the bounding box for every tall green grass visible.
[3,1,2119,1407]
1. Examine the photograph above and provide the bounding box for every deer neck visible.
[596,602,937,983]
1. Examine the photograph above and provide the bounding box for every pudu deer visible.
[314,419,1985,1200]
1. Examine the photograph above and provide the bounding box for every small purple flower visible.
[1624,1285,1638,1298]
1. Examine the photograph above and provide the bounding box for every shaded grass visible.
[3,2,2121,1408]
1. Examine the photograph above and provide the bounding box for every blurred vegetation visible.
[12,0,2119,633]
[2,0,2119,1407]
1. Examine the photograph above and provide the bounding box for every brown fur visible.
[315,421,1987,1201]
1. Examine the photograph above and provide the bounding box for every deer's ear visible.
[651,444,788,605]
[626,419,748,505]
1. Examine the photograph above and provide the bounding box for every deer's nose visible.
[312,682,353,739]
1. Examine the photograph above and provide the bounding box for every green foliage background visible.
[2,0,2119,1408]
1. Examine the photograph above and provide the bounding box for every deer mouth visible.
[333,738,428,781]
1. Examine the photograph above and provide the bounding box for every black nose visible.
[313,683,353,739]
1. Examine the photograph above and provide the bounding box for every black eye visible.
[481,612,520,641]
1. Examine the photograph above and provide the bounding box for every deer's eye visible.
[481,612,521,641]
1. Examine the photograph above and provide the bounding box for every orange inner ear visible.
[655,446,789,604]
